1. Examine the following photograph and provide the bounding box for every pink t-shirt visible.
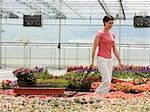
[96,30,115,58]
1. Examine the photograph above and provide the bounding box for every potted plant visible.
[12,68,36,87]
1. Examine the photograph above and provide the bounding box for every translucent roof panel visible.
[1,0,150,20]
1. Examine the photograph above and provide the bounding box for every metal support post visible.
[0,0,2,69]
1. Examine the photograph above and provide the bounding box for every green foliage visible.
[36,78,69,88]
[64,72,101,91]
[113,72,139,79]
[37,71,49,79]
[36,68,53,80]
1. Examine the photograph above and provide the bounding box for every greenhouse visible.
[0,0,149,68]
[0,0,150,112]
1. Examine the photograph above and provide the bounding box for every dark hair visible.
[103,15,114,26]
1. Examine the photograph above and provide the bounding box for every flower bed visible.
[0,65,150,111]
[90,81,150,94]
[65,65,150,93]
[0,92,150,112]
[67,65,150,79]
[1,65,149,94]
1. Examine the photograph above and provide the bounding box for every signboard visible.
[134,16,150,28]
[23,15,42,27]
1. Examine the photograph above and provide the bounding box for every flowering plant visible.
[12,68,35,82]
[1,80,13,89]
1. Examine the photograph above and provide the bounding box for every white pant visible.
[94,56,113,95]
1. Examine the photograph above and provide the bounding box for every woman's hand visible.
[90,64,94,68]
[118,61,123,67]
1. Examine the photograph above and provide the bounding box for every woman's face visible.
[105,20,114,29]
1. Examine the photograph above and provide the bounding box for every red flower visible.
[1,80,13,89]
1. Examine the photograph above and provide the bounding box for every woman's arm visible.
[91,36,100,66]
[113,42,123,66]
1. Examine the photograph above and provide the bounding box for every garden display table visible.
[14,87,64,96]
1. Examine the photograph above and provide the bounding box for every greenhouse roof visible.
[1,0,150,20]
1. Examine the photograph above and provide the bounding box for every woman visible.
[91,15,123,95]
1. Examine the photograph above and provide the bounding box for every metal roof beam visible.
[38,0,66,19]
[101,0,111,14]
[0,8,19,18]
[119,0,126,19]
[15,0,50,18]
[62,1,82,18]
[97,0,109,15]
